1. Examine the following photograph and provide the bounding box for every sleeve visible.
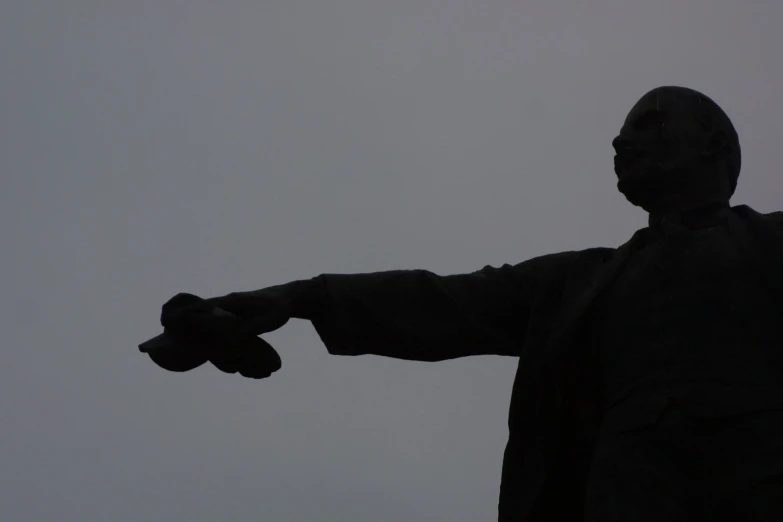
[309,254,565,362]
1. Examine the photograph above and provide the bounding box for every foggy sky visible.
[3,1,783,520]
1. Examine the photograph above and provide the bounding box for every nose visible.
[613,136,650,160]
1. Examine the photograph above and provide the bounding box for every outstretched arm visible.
[149,252,572,374]
[296,261,546,362]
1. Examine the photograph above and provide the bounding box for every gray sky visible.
[3,1,783,521]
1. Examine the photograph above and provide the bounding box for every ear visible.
[701,129,730,159]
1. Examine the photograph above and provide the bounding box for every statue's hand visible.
[148,290,291,378]
[160,290,292,343]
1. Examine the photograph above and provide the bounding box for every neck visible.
[647,199,730,232]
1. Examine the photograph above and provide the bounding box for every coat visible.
[309,204,783,521]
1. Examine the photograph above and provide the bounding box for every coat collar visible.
[647,200,732,238]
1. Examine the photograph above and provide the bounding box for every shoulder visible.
[761,211,783,227]
[508,246,614,284]
[529,246,614,265]
[732,204,783,228]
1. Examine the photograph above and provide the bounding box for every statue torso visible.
[594,215,783,433]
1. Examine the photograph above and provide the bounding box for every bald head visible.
[613,86,741,215]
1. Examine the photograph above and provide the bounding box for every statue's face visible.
[613,87,730,214]
[612,88,710,183]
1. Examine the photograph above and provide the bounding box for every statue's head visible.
[613,86,741,215]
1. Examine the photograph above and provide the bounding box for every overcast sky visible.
[3,2,783,521]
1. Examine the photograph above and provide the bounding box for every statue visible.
[139,86,783,521]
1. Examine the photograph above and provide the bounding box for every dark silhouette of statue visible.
[140,86,783,521]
